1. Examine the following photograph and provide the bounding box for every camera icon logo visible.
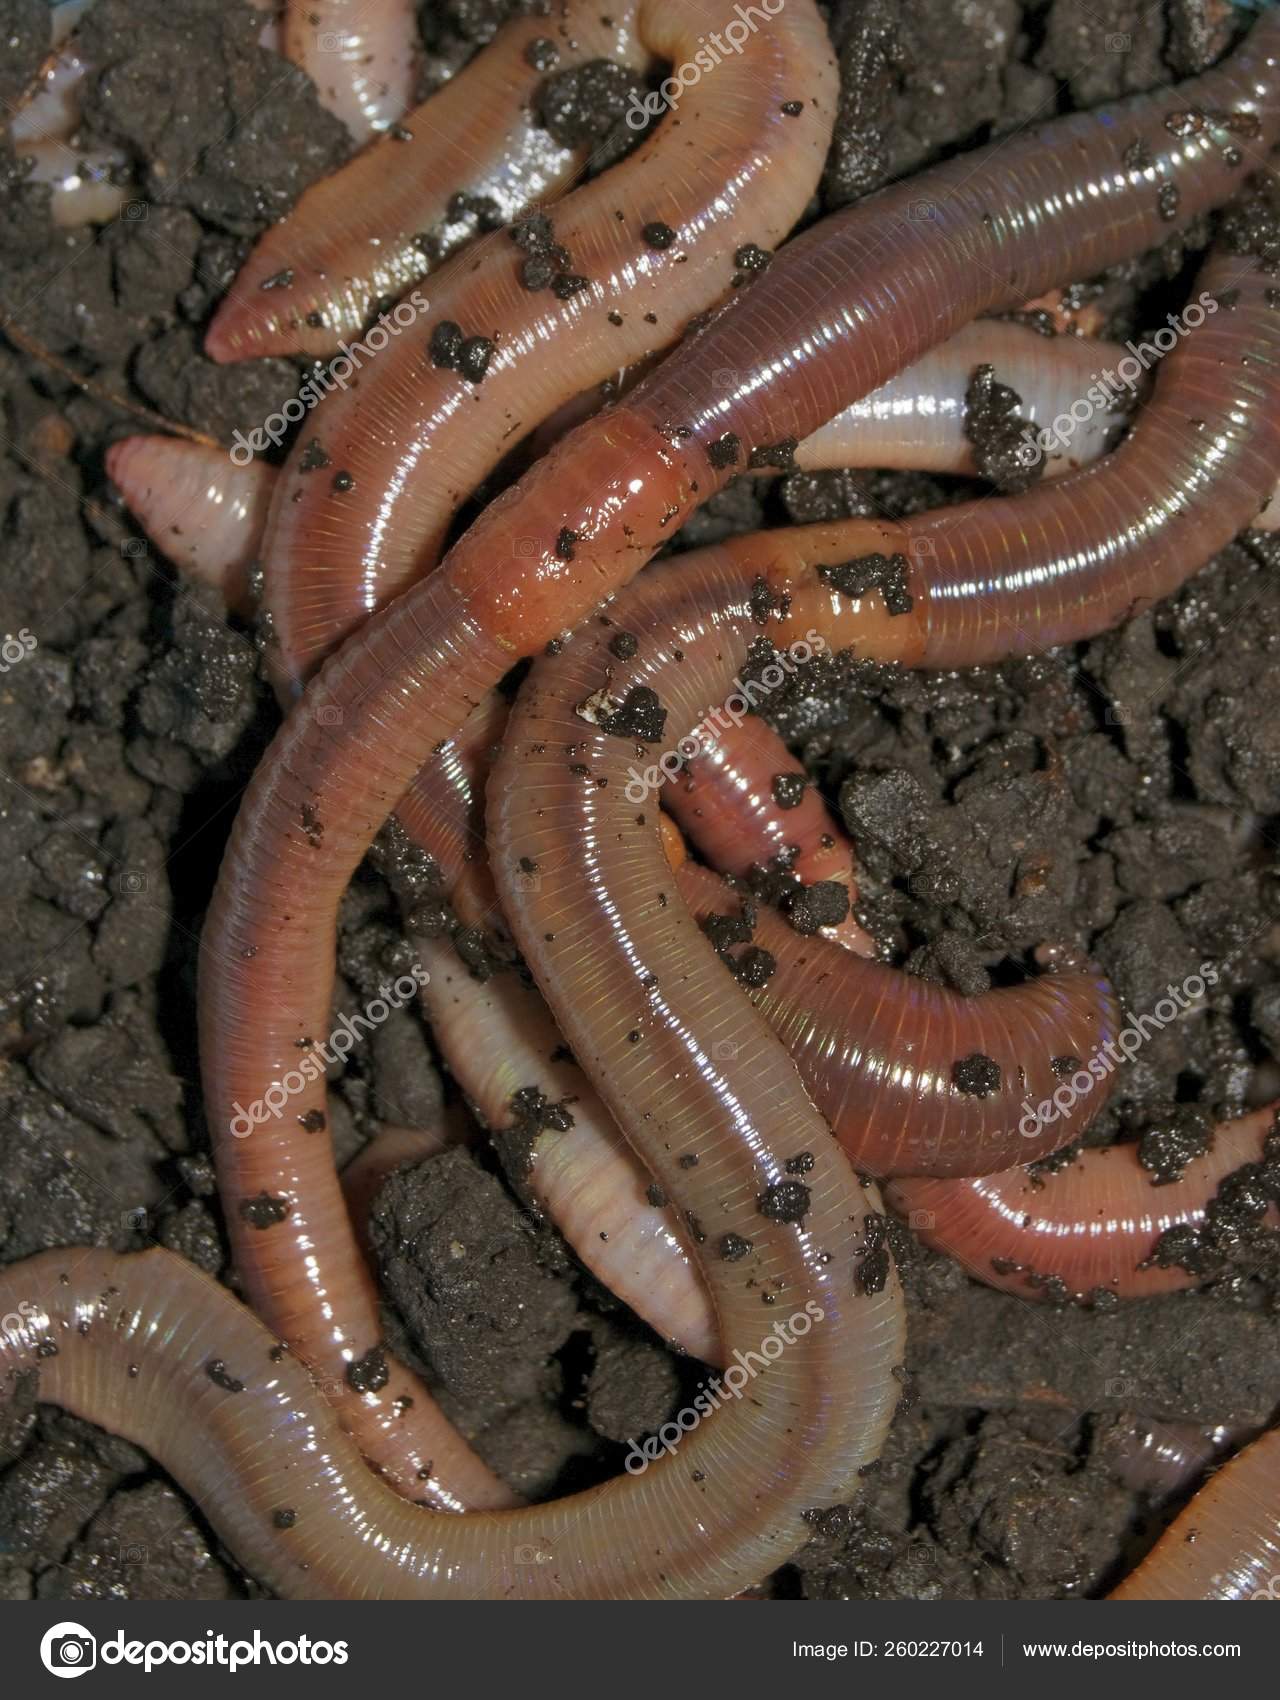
[40,1621,97,1677]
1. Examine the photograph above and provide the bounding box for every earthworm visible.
[207,4,647,362]
[251,10,1280,691]
[886,1102,1278,1302]
[480,542,1118,1175]
[1109,1427,1280,1599]
[101,305,1280,599]
[14,140,127,227]
[105,438,268,613]
[0,1245,894,1599]
[535,320,1136,481]
[255,0,837,692]
[684,864,1117,1177]
[392,673,1104,1366]
[659,717,876,954]
[791,319,1132,479]
[412,929,717,1364]
[1104,1415,1260,1501]
[198,19,1280,1510]
[281,0,417,144]
[3,1242,1274,1596]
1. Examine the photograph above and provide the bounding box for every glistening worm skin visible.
[414,932,717,1364]
[258,0,836,691]
[7,1,125,226]
[792,319,1132,478]
[747,239,1280,668]
[260,13,1280,690]
[1104,1416,1259,1503]
[480,543,1118,1178]
[2,1245,887,1600]
[396,667,1106,1363]
[106,438,268,613]
[677,860,1117,1177]
[98,317,1280,605]
[887,1103,1278,1302]
[198,17,1280,1516]
[0,1244,1270,1601]
[488,582,907,1582]
[1109,1428,1280,1599]
[281,0,417,145]
[659,716,877,955]
[207,4,643,362]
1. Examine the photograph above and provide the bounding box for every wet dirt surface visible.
[0,0,1277,1600]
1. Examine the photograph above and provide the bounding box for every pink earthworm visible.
[659,717,876,954]
[389,679,1104,1365]
[258,12,1280,688]
[482,544,1119,1178]
[105,437,268,613]
[412,929,718,1363]
[281,0,417,145]
[197,20,1280,1518]
[887,1102,1278,1303]
[535,320,1137,481]
[791,318,1133,479]
[1105,1415,1260,1501]
[678,860,1118,1178]
[253,0,837,693]
[0,1245,893,1599]
[14,140,127,227]
[207,3,649,363]
[1109,1427,1280,1599]
[1,1245,1273,1597]
[6,1,124,225]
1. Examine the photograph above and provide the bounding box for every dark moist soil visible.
[0,0,1278,1602]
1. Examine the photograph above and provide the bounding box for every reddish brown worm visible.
[207,2,650,362]
[102,299,1280,614]
[391,679,1106,1359]
[887,1103,1278,1303]
[133,220,1274,1356]
[254,0,837,692]
[1109,1427,1280,1599]
[2,1244,1273,1596]
[197,20,1280,1521]
[659,717,876,954]
[0,1244,895,1599]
